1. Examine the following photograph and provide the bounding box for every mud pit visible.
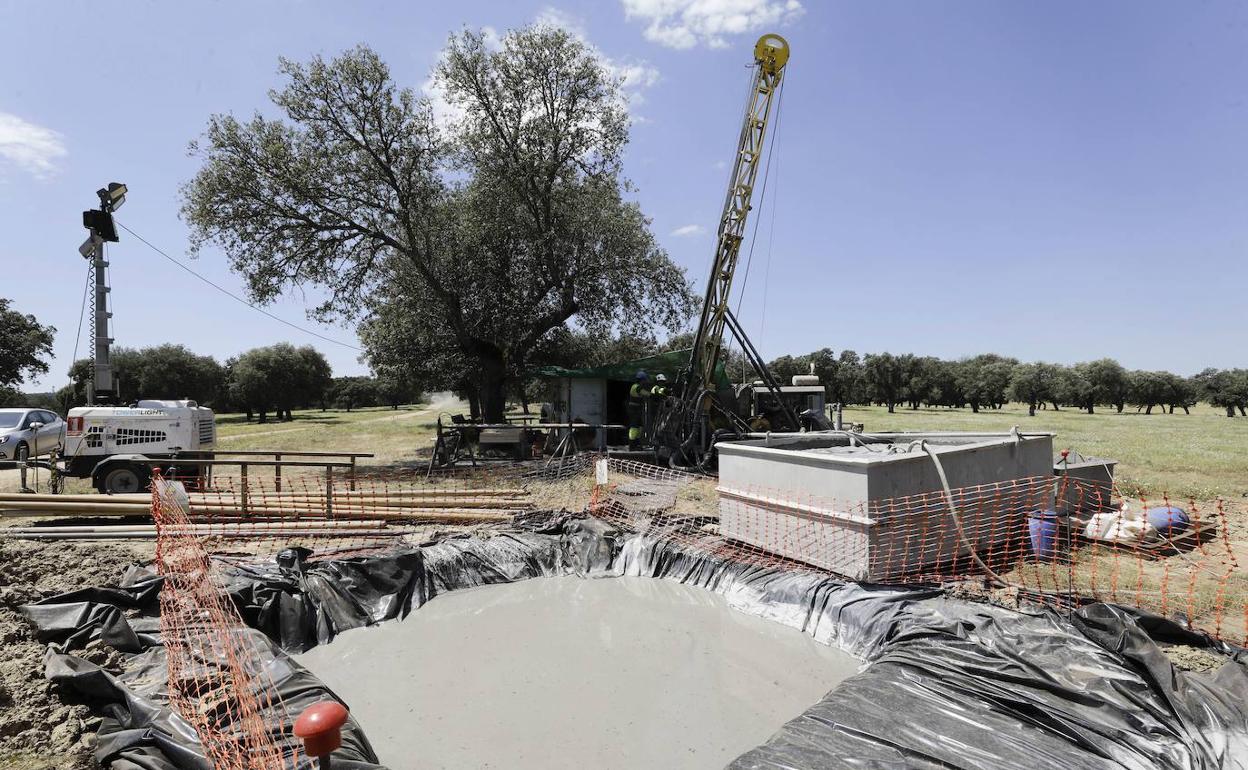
[296,575,861,770]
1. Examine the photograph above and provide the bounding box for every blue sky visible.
[1,0,1245,392]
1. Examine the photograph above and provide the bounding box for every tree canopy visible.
[67,344,224,407]
[0,298,55,392]
[226,344,333,422]
[184,29,693,421]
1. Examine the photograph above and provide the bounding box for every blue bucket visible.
[1146,506,1189,535]
[1027,510,1062,561]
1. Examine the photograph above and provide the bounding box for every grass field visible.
[214,402,447,463]
[209,400,1246,500]
[842,403,1247,501]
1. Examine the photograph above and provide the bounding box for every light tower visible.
[80,182,127,404]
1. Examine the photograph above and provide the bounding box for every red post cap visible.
[1060,449,1070,459]
[294,701,349,758]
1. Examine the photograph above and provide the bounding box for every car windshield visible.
[0,413,22,428]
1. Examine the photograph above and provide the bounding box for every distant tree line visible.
[520,331,1248,418]
[53,342,422,422]
[763,350,1248,418]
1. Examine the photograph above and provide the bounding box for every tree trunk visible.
[1116,402,1124,413]
[1227,406,1236,417]
[258,410,268,424]
[1239,405,1246,417]
[1086,402,1094,414]
[246,408,253,422]
[970,401,979,413]
[1182,405,1190,415]
[1168,405,1174,414]
[478,348,508,423]
[1145,404,1153,415]
[1028,402,1036,417]
[887,401,895,414]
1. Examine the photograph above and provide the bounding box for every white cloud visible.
[535,7,587,39]
[621,0,804,50]
[671,223,706,237]
[0,112,66,179]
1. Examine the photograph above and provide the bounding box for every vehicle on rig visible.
[648,33,812,470]
[53,183,218,493]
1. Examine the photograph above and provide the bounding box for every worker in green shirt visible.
[627,371,649,448]
[650,373,669,399]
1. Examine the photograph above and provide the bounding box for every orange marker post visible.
[294,701,349,770]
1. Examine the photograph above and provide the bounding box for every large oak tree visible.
[184,28,692,421]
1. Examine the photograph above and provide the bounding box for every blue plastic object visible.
[1027,510,1062,561]
[1146,506,1189,535]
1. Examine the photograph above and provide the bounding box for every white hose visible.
[920,440,1011,589]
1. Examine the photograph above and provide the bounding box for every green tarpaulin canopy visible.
[532,348,730,389]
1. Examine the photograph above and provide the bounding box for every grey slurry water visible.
[295,575,861,769]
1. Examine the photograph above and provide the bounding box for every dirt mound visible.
[0,538,153,769]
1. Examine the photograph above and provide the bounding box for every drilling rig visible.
[650,34,807,470]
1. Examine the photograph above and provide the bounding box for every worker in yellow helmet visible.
[627,371,650,448]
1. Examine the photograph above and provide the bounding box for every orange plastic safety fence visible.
[586,458,1245,644]
[152,466,546,558]
[153,476,299,770]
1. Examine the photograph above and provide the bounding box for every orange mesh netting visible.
[153,476,298,770]
[587,458,1244,644]
[150,455,1244,765]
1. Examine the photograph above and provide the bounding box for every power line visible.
[114,221,364,352]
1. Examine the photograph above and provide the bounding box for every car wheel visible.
[99,464,147,494]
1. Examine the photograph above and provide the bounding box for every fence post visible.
[274,453,282,493]
[240,463,249,515]
[348,456,356,492]
[325,465,334,518]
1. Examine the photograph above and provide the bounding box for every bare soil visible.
[0,538,153,770]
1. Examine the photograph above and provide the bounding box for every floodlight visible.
[83,209,119,242]
[96,182,127,212]
[79,234,102,259]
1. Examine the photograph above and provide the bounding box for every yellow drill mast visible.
[689,34,791,396]
[655,34,794,469]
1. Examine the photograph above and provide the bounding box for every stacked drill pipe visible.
[0,487,530,532]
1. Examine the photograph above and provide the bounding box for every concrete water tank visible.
[716,432,1055,580]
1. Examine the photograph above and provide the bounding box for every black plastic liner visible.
[21,514,1248,769]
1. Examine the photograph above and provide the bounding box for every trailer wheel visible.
[97,464,148,494]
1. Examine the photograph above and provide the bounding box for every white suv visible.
[0,408,65,463]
